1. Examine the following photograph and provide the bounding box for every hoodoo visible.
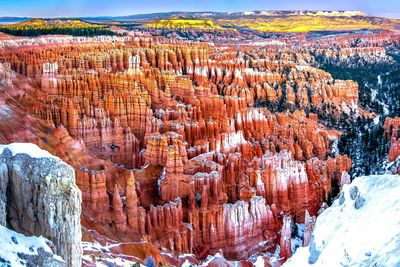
[0,5,399,266]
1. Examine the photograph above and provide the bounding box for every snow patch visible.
[243,11,255,15]
[0,225,63,266]
[181,259,192,267]
[311,11,366,17]
[0,143,59,160]
[254,256,265,267]
[199,253,225,266]
[82,240,145,266]
[373,115,380,125]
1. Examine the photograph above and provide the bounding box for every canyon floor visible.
[0,11,399,266]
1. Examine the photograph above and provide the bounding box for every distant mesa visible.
[137,10,396,33]
[0,10,397,34]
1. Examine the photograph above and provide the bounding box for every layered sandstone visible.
[384,117,400,162]
[0,32,358,265]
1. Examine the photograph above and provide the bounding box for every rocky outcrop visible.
[0,143,82,267]
[280,215,292,261]
[303,210,316,247]
[313,46,393,66]
[222,196,277,258]
[384,117,400,163]
[254,151,351,222]
[0,32,360,265]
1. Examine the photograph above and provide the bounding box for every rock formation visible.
[0,143,82,267]
[384,117,400,163]
[303,210,316,247]
[0,30,364,265]
[280,215,292,261]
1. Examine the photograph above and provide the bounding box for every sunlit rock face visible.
[384,117,400,162]
[8,27,399,266]
[0,143,82,267]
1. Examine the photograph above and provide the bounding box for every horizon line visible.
[0,9,384,19]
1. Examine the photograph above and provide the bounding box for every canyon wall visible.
[0,143,82,267]
[0,31,368,265]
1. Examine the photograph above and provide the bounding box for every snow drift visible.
[0,224,64,266]
[284,175,400,266]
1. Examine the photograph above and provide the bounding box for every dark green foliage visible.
[313,50,400,117]
[314,48,400,177]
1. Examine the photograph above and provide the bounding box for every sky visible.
[0,0,399,18]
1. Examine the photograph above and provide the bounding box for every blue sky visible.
[0,0,399,18]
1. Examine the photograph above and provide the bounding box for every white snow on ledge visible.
[284,175,400,267]
[0,225,63,266]
[0,143,59,160]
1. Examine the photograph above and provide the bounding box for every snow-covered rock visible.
[82,239,146,266]
[0,143,60,159]
[0,224,64,266]
[199,253,237,266]
[0,143,82,266]
[283,175,400,267]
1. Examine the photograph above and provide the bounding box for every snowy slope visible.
[0,143,59,159]
[284,175,400,267]
[0,225,64,266]
[82,240,146,266]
